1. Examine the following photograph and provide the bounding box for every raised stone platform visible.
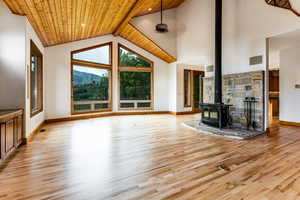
[183,120,265,140]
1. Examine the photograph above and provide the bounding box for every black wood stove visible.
[200,0,231,129]
[200,103,231,128]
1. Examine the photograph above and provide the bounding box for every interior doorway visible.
[192,71,205,112]
[269,69,279,124]
[268,29,300,127]
[184,69,205,112]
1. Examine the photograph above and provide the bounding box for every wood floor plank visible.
[1,114,300,199]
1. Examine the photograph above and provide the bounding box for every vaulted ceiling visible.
[4,0,185,63]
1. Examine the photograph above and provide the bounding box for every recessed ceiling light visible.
[81,23,86,27]
[148,8,152,11]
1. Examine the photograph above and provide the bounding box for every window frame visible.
[71,42,113,68]
[70,42,113,115]
[30,40,43,117]
[118,44,154,110]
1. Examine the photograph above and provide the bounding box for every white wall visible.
[44,35,170,120]
[131,9,177,58]
[0,0,26,109]
[236,0,300,128]
[231,0,300,73]
[175,64,204,112]
[176,0,300,73]
[0,1,45,136]
[269,50,280,69]
[25,19,45,136]
[176,0,237,69]
[176,0,214,66]
[280,46,300,123]
[168,63,177,112]
[174,0,237,113]
[269,29,300,69]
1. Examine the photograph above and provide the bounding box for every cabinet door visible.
[5,119,15,154]
[0,124,3,161]
[15,116,23,147]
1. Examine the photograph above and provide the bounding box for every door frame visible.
[192,70,205,112]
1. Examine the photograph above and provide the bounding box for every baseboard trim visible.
[170,111,202,115]
[45,111,170,123]
[279,120,300,127]
[45,111,201,124]
[26,121,45,142]
[265,127,271,136]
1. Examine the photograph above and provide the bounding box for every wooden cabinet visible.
[5,119,15,155]
[16,115,23,147]
[0,109,24,162]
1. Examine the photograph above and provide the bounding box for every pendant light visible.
[155,0,168,33]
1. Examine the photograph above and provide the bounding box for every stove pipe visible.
[214,0,222,104]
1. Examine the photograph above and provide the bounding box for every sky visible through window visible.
[74,65,108,77]
[73,45,110,65]
[121,47,138,59]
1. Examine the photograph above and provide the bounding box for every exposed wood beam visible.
[119,23,176,63]
[3,0,25,15]
[113,0,144,36]
[113,0,140,36]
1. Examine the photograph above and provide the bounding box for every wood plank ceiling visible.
[4,0,185,63]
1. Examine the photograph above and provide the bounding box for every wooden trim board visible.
[45,111,202,124]
[169,111,202,115]
[25,121,45,143]
[279,120,300,127]
[46,111,170,123]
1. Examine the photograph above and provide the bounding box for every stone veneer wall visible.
[203,71,265,131]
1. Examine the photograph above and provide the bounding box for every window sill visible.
[71,110,112,115]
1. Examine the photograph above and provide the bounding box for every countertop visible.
[0,109,23,123]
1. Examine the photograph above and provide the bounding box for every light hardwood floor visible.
[1,114,300,200]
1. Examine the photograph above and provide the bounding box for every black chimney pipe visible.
[199,0,231,129]
[214,0,222,104]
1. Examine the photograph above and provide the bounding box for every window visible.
[184,70,192,107]
[118,44,153,109]
[71,43,112,114]
[72,45,111,65]
[30,40,43,117]
[119,46,151,67]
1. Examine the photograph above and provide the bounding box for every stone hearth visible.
[183,120,264,140]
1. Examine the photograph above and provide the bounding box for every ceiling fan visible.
[156,0,169,33]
